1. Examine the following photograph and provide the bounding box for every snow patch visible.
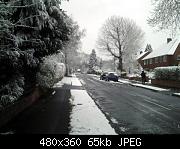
[71,77,82,87]
[132,84,169,91]
[69,90,117,135]
[118,79,131,84]
[173,93,180,96]
[79,79,86,85]
[111,117,118,124]
[119,127,129,132]
[53,81,64,88]
[52,91,56,95]
[0,131,15,135]
[61,77,72,85]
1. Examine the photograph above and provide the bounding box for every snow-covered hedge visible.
[154,66,180,81]
[0,76,24,108]
[37,57,66,88]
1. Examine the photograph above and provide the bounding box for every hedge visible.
[37,57,66,88]
[154,66,180,81]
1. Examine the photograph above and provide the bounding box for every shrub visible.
[154,66,180,81]
[37,57,66,88]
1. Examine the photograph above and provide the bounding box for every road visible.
[77,74,180,134]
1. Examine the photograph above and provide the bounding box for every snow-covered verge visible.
[37,56,66,88]
[118,79,131,84]
[69,90,117,135]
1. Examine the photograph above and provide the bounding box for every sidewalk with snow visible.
[59,75,117,135]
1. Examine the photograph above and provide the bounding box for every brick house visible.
[140,38,180,71]
[137,51,151,69]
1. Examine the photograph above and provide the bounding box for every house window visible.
[146,60,149,65]
[144,60,146,65]
[163,55,167,62]
[155,57,158,63]
[150,59,152,64]
[177,55,180,61]
[159,56,163,63]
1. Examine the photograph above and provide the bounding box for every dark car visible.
[106,72,119,82]
[100,72,108,80]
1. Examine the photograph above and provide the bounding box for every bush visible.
[121,71,127,78]
[0,76,24,107]
[37,57,66,88]
[154,66,180,81]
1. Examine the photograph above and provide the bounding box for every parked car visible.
[106,72,119,82]
[100,72,108,80]
[76,69,81,73]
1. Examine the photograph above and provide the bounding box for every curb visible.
[130,84,160,92]
[172,93,180,98]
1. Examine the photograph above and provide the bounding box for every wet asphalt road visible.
[77,74,180,134]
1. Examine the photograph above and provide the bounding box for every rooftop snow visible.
[136,51,149,60]
[143,38,180,60]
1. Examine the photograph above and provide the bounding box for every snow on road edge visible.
[132,83,170,91]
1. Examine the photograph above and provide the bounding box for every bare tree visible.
[63,17,85,75]
[97,16,144,72]
[148,0,180,32]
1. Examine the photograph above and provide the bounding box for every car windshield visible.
[109,73,117,76]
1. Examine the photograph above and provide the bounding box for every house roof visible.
[136,51,149,60]
[143,38,180,60]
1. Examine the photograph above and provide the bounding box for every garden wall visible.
[151,79,180,89]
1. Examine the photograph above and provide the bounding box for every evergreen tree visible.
[0,0,72,106]
[88,49,97,71]
[99,59,103,70]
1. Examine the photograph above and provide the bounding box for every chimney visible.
[167,38,172,44]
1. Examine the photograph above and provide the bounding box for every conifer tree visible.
[88,49,98,72]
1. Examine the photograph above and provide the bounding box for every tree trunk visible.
[118,44,123,72]
[118,57,123,72]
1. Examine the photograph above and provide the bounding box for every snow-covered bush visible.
[154,66,180,81]
[146,71,155,79]
[0,76,24,107]
[37,57,66,88]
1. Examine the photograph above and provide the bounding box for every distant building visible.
[138,38,180,71]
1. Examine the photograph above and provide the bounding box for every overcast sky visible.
[61,0,171,57]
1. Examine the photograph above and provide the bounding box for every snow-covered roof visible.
[143,38,180,60]
[136,51,149,60]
